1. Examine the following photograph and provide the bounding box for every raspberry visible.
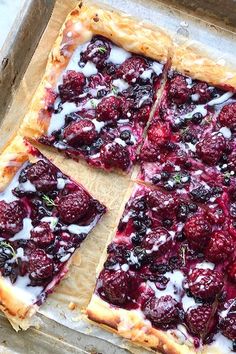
[30,222,55,247]
[0,201,26,235]
[29,249,53,281]
[133,105,151,124]
[142,227,171,255]
[143,295,180,327]
[169,75,190,104]
[219,300,236,340]
[96,96,121,122]
[88,73,111,90]
[100,270,129,305]
[63,120,98,146]
[185,305,214,337]
[191,82,212,103]
[227,261,236,282]
[196,134,226,165]
[205,231,234,263]
[58,70,86,102]
[57,190,90,223]
[26,160,57,192]
[147,190,177,218]
[219,103,236,131]
[100,142,130,171]
[81,36,111,66]
[188,268,224,300]
[139,144,159,162]
[117,57,147,83]
[190,186,211,203]
[147,122,170,146]
[184,214,211,250]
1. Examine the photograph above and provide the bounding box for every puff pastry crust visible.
[0,136,39,330]
[172,41,236,90]
[87,294,196,354]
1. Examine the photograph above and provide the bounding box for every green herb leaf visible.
[111,86,118,95]
[90,99,97,108]
[42,194,57,207]
[180,245,187,266]
[98,46,107,54]
[173,173,182,184]
[0,241,16,258]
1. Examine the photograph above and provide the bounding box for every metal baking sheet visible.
[0,1,236,353]
[0,0,55,119]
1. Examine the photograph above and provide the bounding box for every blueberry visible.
[161,171,170,181]
[164,182,175,191]
[177,204,189,221]
[232,339,236,352]
[192,112,203,124]
[188,203,198,212]
[224,177,231,186]
[153,263,170,274]
[184,160,192,169]
[120,130,131,141]
[131,234,142,245]
[190,186,211,203]
[176,232,185,242]
[163,219,173,228]
[152,175,161,184]
[97,89,108,99]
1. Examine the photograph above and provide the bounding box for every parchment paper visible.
[1,0,236,353]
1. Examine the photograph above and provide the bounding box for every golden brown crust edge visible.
[0,136,39,330]
[87,294,197,354]
[19,1,172,140]
[172,41,236,90]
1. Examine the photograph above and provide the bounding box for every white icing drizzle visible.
[5,274,43,305]
[20,180,36,192]
[151,62,163,75]
[112,78,129,91]
[92,118,105,133]
[9,218,33,241]
[67,216,98,235]
[77,61,98,77]
[41,216,58,230]
[195,261,215,270]
[0,163,29,203]
[114,138,126,147]
[208,91,234,106]
[209,333,234,353]
[219,127,232,139]
[147,270,185,301]
[57,178,68,190]
[47,100,77,135]
[108,45,131,64]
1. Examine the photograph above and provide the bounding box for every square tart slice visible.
[87,182,236,353]
[0,136,106,330]
[20,2,172,173]
[140,40,236,187]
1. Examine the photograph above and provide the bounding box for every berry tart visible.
[0,136,106,330]
[20,2,171,173]
[87,183,236,353]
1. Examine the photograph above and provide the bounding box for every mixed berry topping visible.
[0,154,106,306]
[95,67,236,351]
[219,103,236,131]
[39,35,164,172]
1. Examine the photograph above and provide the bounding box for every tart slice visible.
[0,136,106,330]
[20,3,171,173]
[87,182,236,353]
[140,69,236,188]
